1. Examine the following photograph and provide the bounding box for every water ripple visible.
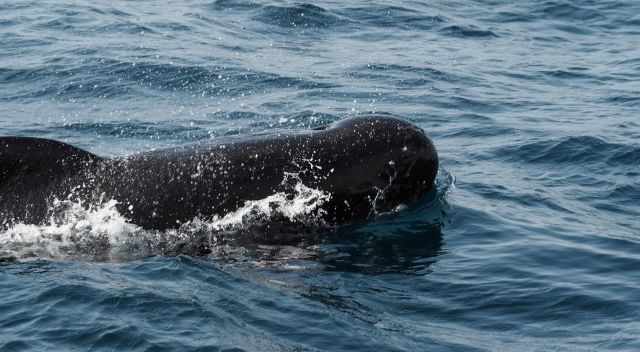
[255,4,346,29]
[1,59,335,101]
[497,136,640,167]
[439,25,498,38]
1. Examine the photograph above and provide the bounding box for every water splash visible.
[0,174,331,262]
[0,199,140,261]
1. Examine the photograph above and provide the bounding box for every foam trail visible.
[0,175,331,262]
[0,200,144,261]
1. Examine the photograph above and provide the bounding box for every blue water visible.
[2,0,640,350]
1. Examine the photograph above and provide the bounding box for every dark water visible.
[2,0,640,350]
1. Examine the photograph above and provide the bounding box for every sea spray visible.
[0,174,331,261]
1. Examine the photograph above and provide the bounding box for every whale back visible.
[93,116,438,230]
[0,137,100,225]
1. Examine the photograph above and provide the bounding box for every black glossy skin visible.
[0,116,438,230]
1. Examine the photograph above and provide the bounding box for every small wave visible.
[27,7,153,36]
[431,96,502,113]
[463,180,575,214]
[208,0,260,11]
[0,63,134,100]
[497,136,640,167]
[608,184,640,202]
[148,21,193,32]
[95,22,157,35]
[540,68,595,80]
[357,63,463,84]
[458,113,494,122]
[442,126,518,139]
[204,110,339,131]
[33,18,81,33]
[0,19,17,27]
[603,95,640,107]
[625,15,640,27]
[553,23,595,35]
[439,25,498,38]
[0,33,52,52]
[254,4,345,29]
[87,6,132,18]
[55,121,211,140]
[489,2,624,32]
[1,59,334,101]
[537,2,604,22]
[489,11,534,24]
[0,3,32,11]
[338,5,446,30]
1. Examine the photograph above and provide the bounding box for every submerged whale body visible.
[0,116,438,237]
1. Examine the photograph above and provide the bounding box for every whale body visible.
[0,116,438,235]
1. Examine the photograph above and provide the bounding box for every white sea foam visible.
[207,173,331,231]
[0,174,331,262]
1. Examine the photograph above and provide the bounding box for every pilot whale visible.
[0,116,438,235]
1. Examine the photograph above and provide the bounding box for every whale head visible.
[310,115,439,222]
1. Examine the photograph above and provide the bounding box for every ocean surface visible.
[1,0,639,351]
